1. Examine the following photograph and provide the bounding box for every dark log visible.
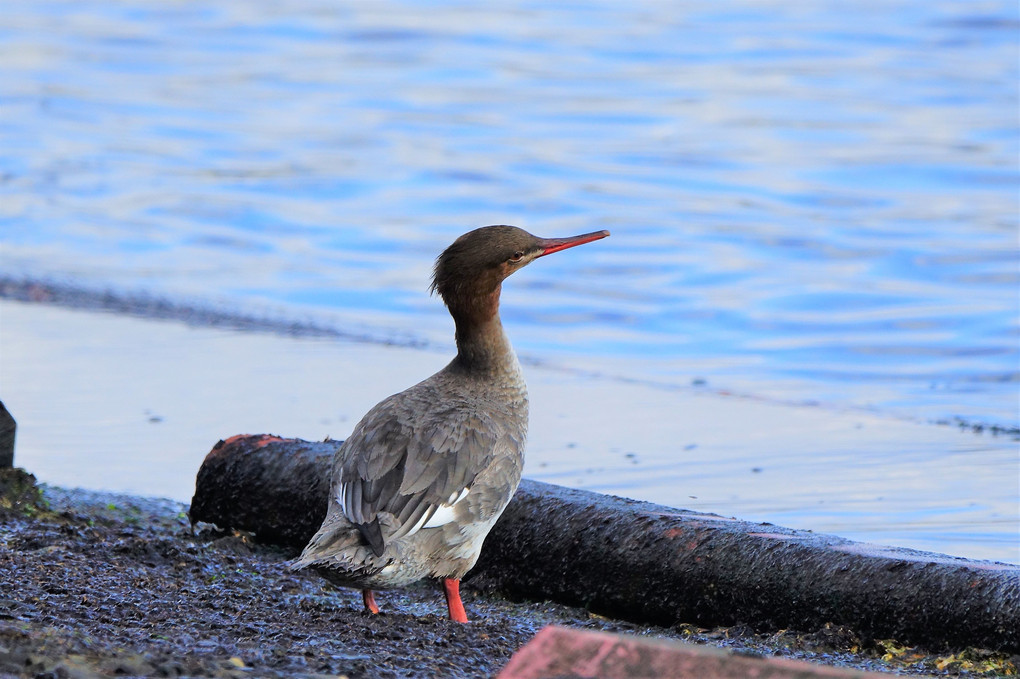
[189,434,335,548]
[474,479,1020,653]
[189,435,1020,652]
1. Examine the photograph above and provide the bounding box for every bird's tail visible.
[288,511,363,572]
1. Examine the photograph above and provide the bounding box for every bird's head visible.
[430,225,609,313]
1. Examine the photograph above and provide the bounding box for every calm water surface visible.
[3,0,1017,428]
[0,1,1018,558]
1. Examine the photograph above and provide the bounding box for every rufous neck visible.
[448,287,517,375]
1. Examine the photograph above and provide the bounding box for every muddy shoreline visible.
[0,470,1016,678]
[190,435,1020,653]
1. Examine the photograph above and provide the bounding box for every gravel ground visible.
[0,470,1015,678]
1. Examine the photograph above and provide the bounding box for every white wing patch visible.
[334,477,471,537]
[421,487,471,531]
[335,474,349,519]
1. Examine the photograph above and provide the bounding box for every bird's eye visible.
[509,251,525,263]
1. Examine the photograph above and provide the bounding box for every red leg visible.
[443,578,469,623]
[362,588,380,614]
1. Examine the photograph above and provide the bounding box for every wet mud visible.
[0,470,1015,677]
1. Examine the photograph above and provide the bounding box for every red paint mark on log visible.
[219,434,289,450]
[497,626,886,679]
[251,435,287,449]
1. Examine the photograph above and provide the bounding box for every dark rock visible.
[496,625,885,679]
[0,401,15,469]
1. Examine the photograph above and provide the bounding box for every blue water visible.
[1,0,1018,429]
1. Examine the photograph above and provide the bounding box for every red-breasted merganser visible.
[291,225,609,622]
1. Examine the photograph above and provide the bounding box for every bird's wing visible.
[333,392,504,557]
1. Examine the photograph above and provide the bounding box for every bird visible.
[289,225,609,622]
